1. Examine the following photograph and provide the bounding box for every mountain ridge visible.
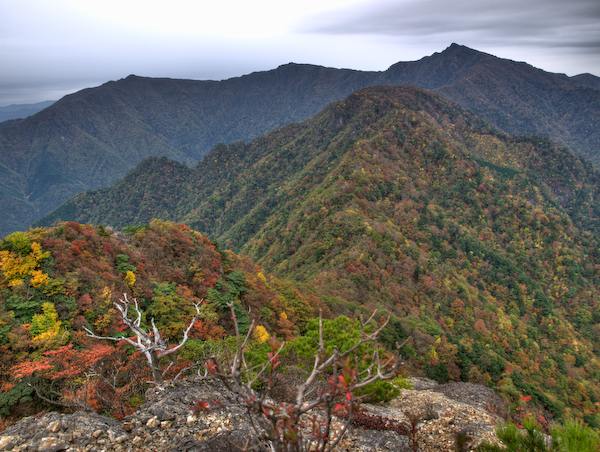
[31,85,600,424]
[2,43,600,235]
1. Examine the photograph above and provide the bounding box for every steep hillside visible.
[38,85,600,425]
[2,44,600,235]
[0,220,324,420]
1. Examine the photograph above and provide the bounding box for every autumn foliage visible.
[4,87,600,430]
[0,220,320,422]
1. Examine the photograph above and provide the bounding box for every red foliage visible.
[10,343,147,419]
[77,294,92,310]
[189,319,226,340]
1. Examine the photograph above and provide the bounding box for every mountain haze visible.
[35,85,600,424]
[0,101,55,123]
[2,44,600,235]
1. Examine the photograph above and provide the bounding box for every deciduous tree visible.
[84,293,202,383]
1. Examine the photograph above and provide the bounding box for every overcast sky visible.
[1,0,599,106]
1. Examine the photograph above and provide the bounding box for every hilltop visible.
[0,220,326,422]
[0,376,503,452]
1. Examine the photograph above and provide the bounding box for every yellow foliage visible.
[94,311,114,332]
[252,325,270,343]
[30,302,69,350]
[279,311,288,320]
[30,270,49,288]
[31,328,69,350]
[188,263,205,284]
[0,242,51,288]
[7,278,24,288]
[257,272,271,289]
[30,242,51,262]
[124,270,136,288]
[30,302,60,336]
[100,286,113,308]
[429,345,438,360]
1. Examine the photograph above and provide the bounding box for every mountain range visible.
[32,84,600,424]
[1,43,599,236]
[3,44,600,427]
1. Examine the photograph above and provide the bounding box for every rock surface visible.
[0,376,504,451]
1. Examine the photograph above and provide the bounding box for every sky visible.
[1,0,599,107]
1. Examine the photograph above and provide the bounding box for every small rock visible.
[116,435,129,443]
[0,436,17,450]
[37,437,66,452]
[46,420,62,433]
[186,414,197,426]
[146,416,160,429]
[92,430,103,438]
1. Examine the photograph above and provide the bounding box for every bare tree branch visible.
[84,293,203,384]
[205,304,405,452]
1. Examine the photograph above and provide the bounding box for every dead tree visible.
[203,303,408,452]
[84,293,202,384]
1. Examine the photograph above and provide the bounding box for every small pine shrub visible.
[552,418,600,452]
[476,416,600,452]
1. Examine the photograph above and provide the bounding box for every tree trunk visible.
[146,350,163,384]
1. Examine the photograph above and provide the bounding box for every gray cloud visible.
[301,0,599,36]
[291,0,600,77]
[299,0,600,53]
[1,0,599,106]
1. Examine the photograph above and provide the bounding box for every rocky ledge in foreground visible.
[0,376,504,452]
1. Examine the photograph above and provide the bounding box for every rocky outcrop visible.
[0,376,504,451]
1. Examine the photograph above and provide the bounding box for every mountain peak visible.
[437,42,488,61]
[445,42,471,51]
[382,43,487,89]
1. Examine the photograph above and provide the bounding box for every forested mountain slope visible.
[37,85,600,425]
[571,73,600,91]
[1,44,599,235]
[0,220,324,419]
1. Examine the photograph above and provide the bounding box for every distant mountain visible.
[2,43,600,235]
[0,68,376,236]
[382,44,600,165]
[0,100,55,122]
[571,73,600,91]
[37,85,600,424]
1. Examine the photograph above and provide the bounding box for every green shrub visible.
[552,418,600,452]
[476,417,600,452]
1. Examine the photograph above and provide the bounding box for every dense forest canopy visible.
[15,86,600,428]
[0,220,328,421]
